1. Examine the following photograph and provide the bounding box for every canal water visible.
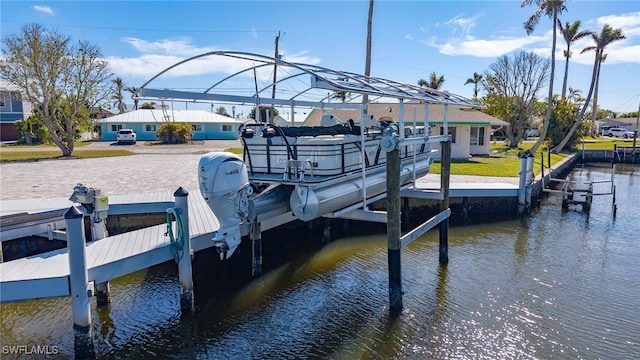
[1,164,638,359]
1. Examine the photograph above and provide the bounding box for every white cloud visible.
[281,50,320,65]
[121,37,215,57]
[404,34,415,40]
[433,36,543,57]
[596,12,640,30]
[444,13,482,40]
[107,43,321,81]
[33,5,54,15]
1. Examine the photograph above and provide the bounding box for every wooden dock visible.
[0,191,217,303]
[0,174,521,304]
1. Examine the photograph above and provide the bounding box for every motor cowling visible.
[198,152,251,259]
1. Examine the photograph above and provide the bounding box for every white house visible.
[95,109,246,141]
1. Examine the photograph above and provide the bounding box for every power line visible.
[0,20,279,34]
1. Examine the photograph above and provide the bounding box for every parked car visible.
[607,128,635,138]
[599,125,618,136]
[116,129,137,144]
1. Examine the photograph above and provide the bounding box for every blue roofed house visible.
[95,109,246,141]
[0,80,33,141]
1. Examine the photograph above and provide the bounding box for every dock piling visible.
[386,146,403,311]
[65,206,95,359]
[439,141,451,264]
[252,221,262,278]
[174,187,194,314]
[517,153,528,214]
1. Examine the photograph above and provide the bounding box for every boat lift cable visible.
[165,207,186,262]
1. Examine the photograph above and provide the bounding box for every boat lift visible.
[135,51,481,310]
[541,147,617,215]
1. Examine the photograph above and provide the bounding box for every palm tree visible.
[567,87,583,103]
[112,77,127,114]
[552,24,626,152]
[126,86,139,110]
[558,20,591,99]
[521,0,567,154]
[464,72,483,98]
[418,72,445,89]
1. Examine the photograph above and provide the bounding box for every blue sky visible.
[2,1,639,114]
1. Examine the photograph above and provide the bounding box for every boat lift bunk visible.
[134,51,481,260]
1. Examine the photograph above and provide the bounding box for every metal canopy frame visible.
[134,51,480,111]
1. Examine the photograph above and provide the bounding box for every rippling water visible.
[1,164,639,359]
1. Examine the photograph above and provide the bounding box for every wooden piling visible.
[65,206,95,359]
[252,222,262,278]
[174,187,194,313]
[517,154,528,214]
[95,282,110,306]
[386,146,403,311]
[439,141,451,265]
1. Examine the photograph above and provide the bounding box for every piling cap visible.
[64,206,84,219]
[174,187,189,197]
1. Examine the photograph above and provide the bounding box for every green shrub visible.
[14,114,50,144]
[156,122,192,144]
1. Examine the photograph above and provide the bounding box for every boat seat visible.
[360,114,377,128]
[320,114,339,126]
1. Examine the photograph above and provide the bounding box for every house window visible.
[470,127,485,146]
[192,124,203,132]
[440,126,456,143]
[222,124,233,132]
[145,124,157,132]
[0,92,10,112]
[110,124,123,132]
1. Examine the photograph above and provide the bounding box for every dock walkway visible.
[0,191,218,302]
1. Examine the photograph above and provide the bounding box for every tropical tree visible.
[464,72,483,98]
[418,72,445,89]
[215,106,230,117]
[126,86,139,110]
[112,77,127,114]
[480,51,550,148]
[14,112,49,144]
[558,20,591,99]
[567,87,583,103]
[521,0,567,154]
[552,24,626,152]
[546,96,583,149]
[0,24,112,156]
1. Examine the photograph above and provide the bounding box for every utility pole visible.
[271,31,281,99]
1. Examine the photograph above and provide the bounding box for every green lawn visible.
[429,142,568,177]
[0,149,135,162]
[2,139,633,177]
[0,140,93,149]
[578,138,637,149]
